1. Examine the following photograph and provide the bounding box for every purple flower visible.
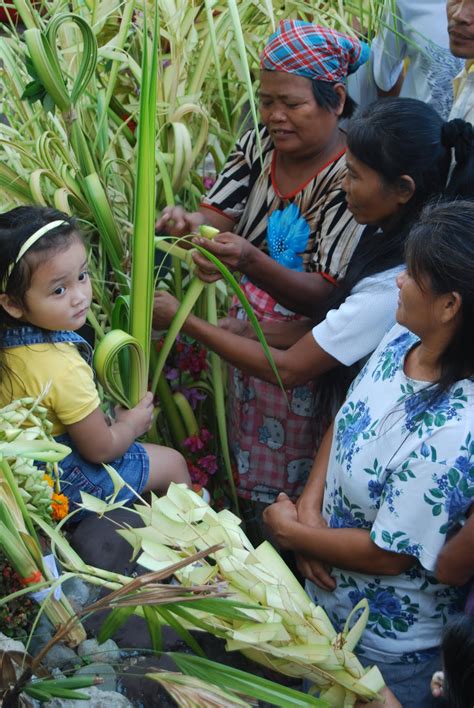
[182,387,207,410]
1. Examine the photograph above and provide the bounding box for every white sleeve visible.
[312,268,401,366]
[371,3,407,92]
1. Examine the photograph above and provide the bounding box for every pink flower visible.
[203,176,216,190]
[187,463,209,487]
[184,435,205,452]
[200,428,212,443]
[199,454,218,475]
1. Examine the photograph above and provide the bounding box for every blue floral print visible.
[326,486,370,529]
[267,203,310,271]
[372,330,416,382]
[307,323,474,665]
[340,575,419,639]
[424,432,474,532]
[400,383,467,437]
[335,399,378,472]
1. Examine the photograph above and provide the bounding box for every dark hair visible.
[337,98,474,302]
[442,614,474,708]
[0,206,79,325]
[405,200,474,393]
[311,79,356,119]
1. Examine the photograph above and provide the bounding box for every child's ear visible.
[0,294,25,320]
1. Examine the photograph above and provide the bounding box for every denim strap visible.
[1,325,93,366]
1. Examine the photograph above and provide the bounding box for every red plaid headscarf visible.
[260,19,370,82]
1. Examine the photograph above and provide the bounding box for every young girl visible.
[0,206,190,518]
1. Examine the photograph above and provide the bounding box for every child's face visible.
[21,238,92,331]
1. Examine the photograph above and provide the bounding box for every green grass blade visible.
[143,605,163,653]
[151,277,205,393]
[168,654,329,708]
[97,605,136,644]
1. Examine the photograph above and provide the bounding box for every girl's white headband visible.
[1,220,69,292]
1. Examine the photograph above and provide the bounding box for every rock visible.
[75,662,117,692]
[0,633,28,680]
[62,576,93,612]
[41,643,79,672]
[119,654,179,707]
[0,632,26,653]
[68,508,144,575]
[77,638,120,664]
[28,613,55,656]
[44,686,132,707]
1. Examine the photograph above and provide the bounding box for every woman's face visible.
[342,150,407,227]
[395,270,443,337]
[258,70,343,159]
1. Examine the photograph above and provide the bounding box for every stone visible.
[41,643,79,672]
[77,638,120,664]
[68,508,144,575]
[75,662,117,692]
[0,632,26,653]
[28,613,55,656]
[62,576,93,612]
[119,654,179,707]
[44,686,132,708]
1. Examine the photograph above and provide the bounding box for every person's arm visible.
[263,493,415,576]
[295,423,337,590]
[153,291,338,387]
[436,511,474,585]
[371,1,407,96]
[218,316,314,349]
[66,393,154,464]
[296,422,333,523]
[376,69,404,98]
[192,232,335,317]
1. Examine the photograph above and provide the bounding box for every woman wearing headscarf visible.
[156,21,370,537]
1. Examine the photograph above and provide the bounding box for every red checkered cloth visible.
[261,19,370,83]
[228,278,325,504]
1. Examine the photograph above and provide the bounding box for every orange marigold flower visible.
[42,473,54,487]
[51,493,69,520]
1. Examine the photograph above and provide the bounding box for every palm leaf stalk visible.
[128,0,160,405]
[206,282,239,513]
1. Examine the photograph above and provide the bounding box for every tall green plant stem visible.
[206,284,239,512]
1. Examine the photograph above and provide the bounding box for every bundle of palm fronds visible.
[110,483,385,705]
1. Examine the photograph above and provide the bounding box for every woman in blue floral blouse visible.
[264,201,474,707]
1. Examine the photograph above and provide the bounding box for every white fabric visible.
[449,61,474,123]
[312,266,402,366]
[371,0,463,119]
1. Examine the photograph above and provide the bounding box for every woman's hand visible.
[263,492,298,548]
[430,670,444,699]
[115,391,154,438]
[355,686,401,708]
[192,232,255,282]
[295,498,336,591]
[153,291,181,329]
[155,206,205,238]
